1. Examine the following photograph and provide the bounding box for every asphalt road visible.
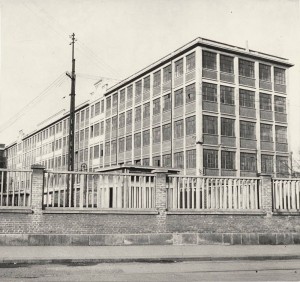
[0,259,300,281]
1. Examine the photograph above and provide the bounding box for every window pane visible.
[239,59,254,78]
[260,124,273,142]
[175,88,183,107]
[186,52,195,72]
[203,115,218,134]
[153,70,161,87]
[261,155,273,173]
[220,55,234,74]
[221,151,235,169]
[163,123,171,141]
[203,51,216,70]
[275,126,287,143]
[240,121,256,139]
[202,83,217,102]
[153,98,161,115]
[186,149,196,168]
[163,94,171,112]
[274,68,286,84]
[204,149,218,168]
[240,153,256,171]
[186,83,195,103]
[274,96,286,113]
[239,89,255,108]
[220,86,234,105]
[174,119,184,138]
[163,65,172,83]
[174,151,184,168]
[221,118,235,137]
[186,116,196,135]
[153,127,161,143]
[259,64,271,81]
[175,59,183,77]
[260,93,272,111]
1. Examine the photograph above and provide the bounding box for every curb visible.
[1,255,300,265]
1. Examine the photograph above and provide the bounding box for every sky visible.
[0,0,300,159]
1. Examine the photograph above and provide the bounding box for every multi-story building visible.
[5,37,293,177]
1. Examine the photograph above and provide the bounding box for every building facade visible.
[5,37,293,177]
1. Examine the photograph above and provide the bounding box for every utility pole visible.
[66,33,76,206]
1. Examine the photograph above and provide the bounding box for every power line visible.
[0,73,67,133]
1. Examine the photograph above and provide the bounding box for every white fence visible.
[44,171,156,209]
[0,169,32,207]
[167,175,261,211]
[273,179,300,211]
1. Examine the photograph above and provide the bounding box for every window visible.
[261,124,273,142]
[221,118,235,137]
[153,127,161,143]
[275,126,287,143]
[239,89,255,108]
[119,113,125,128]
[186,116,196,135]
[101,100,104,113]
[111,140,117,154]
[126,110,132,125]
[174,88,183,107]
[174,120,184,138]
[186,149,196,168]
[135,106,141,122]
[260,93,272,111]
[100,144,103,157]
[163,123,171,141]
[186,52,195,72]
[163,94,171,112]
[112,93,118,108]
[203,51,216,70]
[105,142,110,156]
[106,119,111,133]
[80,111,85,122]
[204,150,218,168]
[240,153,256,171]
[153,98,160,115]
[274,67,286,85]
[106,97,111,110]
[153,70,161,88]
[202,83,217,102]
[261,155,273,174]
[135,80,142,98]
[134,133,141,148]
[143,102,150,119]
[220,86,234,105]
[220,55,234,74]
[100,121,104,135]
[120,89,125,104]
[144,76,150,92]
[163,154,171,167]
[94,123,100,137]
[276,156,289,174]
[143,130,150,146]
[126,135,132,151]
[175,58,183,77]
[153,156,161,167]
[112,116,117,130]
[186,83,195,103]
[240,121,256,139]
[127,85,133,100]
[119,138,125,153]
[259,64,271,81]
[174,152,184,168]
[143,158,150,166]
[239,59,254,78]
[163,65,172,83]
[274,96,286,113]
[203,115,217,134]
[91,105,95,118]
[94,145,99,159]
[221,151,235,170]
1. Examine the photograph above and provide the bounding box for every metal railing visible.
[0,169,32,207]
[273,178,300,211]
[44,171,156,209]
[167,175,261,211]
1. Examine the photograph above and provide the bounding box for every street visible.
[0,259,300,281]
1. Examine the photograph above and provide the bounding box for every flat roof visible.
[105,37,293,96]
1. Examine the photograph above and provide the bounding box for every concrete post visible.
[153,168,169,232]
[260,175,273,216]
[31,164,45,213]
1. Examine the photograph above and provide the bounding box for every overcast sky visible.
[0,0,300,158]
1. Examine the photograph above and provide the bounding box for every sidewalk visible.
[1,245,300,264]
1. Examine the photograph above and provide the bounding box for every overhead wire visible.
[0,73,68,133]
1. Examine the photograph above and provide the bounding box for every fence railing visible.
[44,171,156,209]
[273,178,300,211]
[167,175,261,211]
[0,169,32,207]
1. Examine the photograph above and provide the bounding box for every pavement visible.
[1,245,300,264]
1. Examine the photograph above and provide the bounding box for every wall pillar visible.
[260,175,273,216]
[31,164,45,222]
[153,168,169,232]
